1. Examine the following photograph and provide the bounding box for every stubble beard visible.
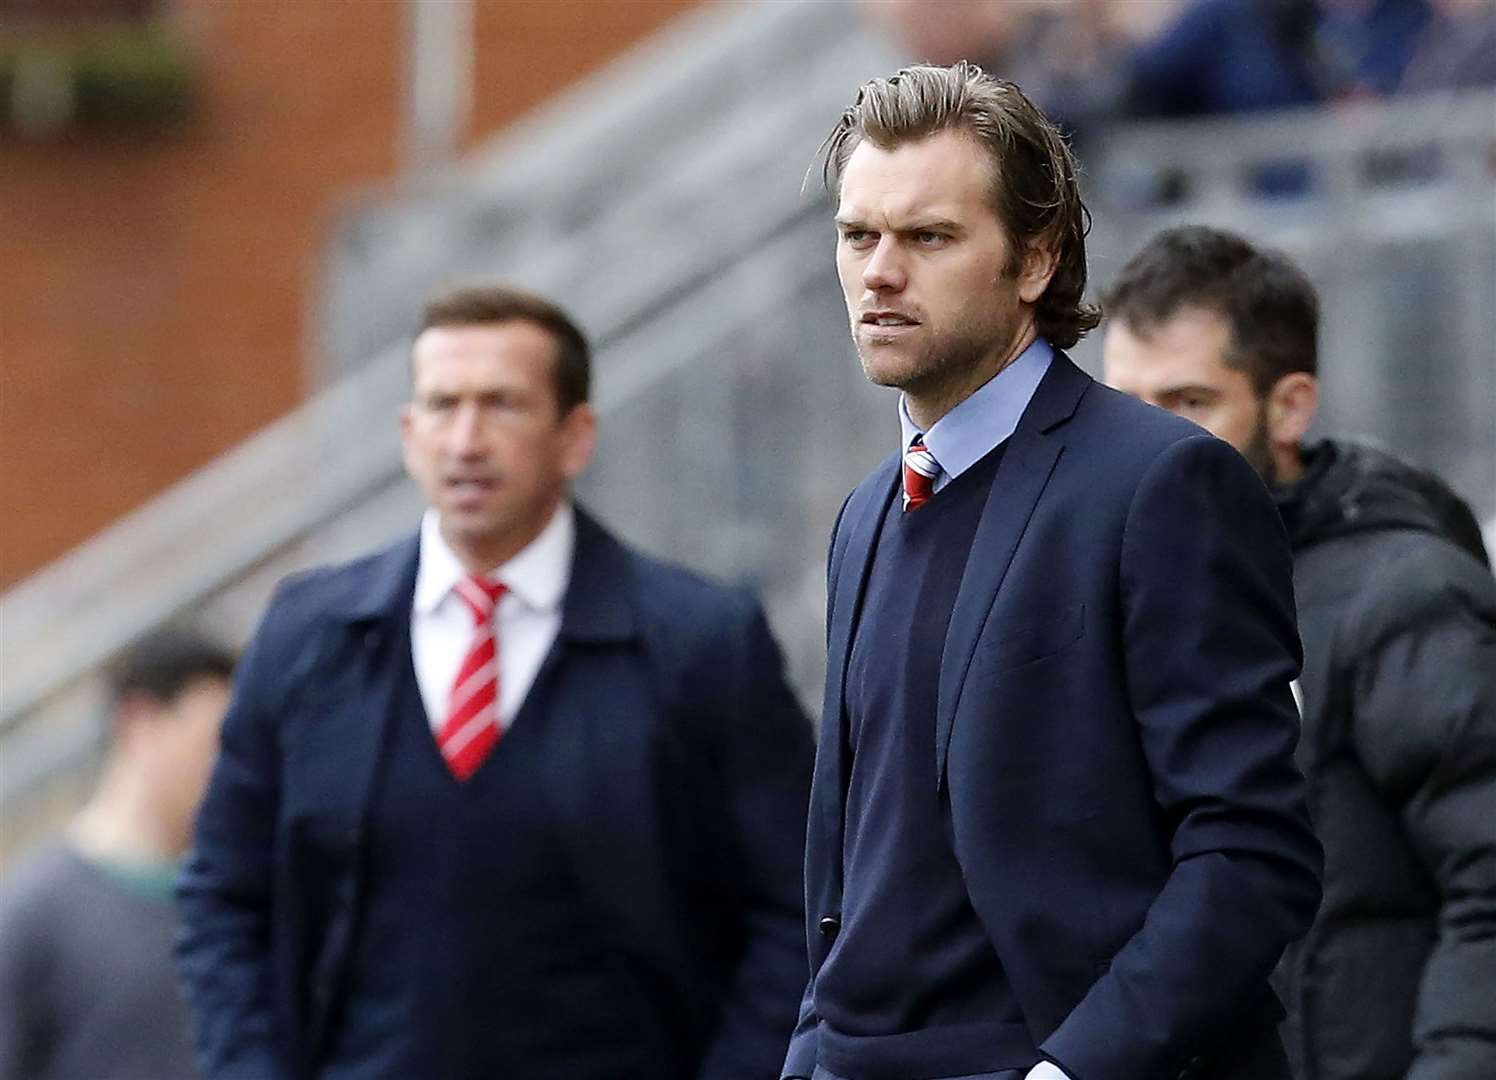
[850,259,1028,405]
[1242,408,1279,488]
[857,328,986,401]
[852,299,1023,406]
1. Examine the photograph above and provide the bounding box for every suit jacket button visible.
[818,915,840,940]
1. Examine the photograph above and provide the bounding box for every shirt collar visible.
[897,336,1053,478]
[413,502,575,615]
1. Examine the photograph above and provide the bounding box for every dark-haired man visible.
[1104,224,1496,1080]
[787,64,1322,1080]
[0,629,235,1080]
[177,286,814,1080]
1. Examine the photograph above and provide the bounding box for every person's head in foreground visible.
[824,60,1099,428]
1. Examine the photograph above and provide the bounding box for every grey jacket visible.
[1272,439,1496,1080]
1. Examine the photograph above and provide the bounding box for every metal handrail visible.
[0,0,893,736]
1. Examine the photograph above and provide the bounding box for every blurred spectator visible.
[867,0,1477,197]
[0,629,235,1080]
[860,0,1181,149]
[860,0,1439,139]
[1126,0,1436,193]
[1399,0,1496,92]
[1129,0,1432,116]
[859,0,1033,70]
[1103,225,1496,1080]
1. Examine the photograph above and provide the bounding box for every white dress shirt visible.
[410,503,574,732]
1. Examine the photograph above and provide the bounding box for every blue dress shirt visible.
[898,337,1053,493]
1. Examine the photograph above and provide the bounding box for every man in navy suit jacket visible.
[783,64,1323,1080]
[177,285,814,1079]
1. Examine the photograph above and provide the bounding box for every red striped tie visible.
[903,435,940,512]
[437,575,507,781]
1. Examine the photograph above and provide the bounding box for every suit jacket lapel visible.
[935,355,1092,788]
[557,508,639,646]
[304,535,419,1051]
[323,535,422,829]
[539,507,641,806]
[815,455,899,896]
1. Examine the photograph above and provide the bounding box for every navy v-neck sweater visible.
[322,632,670,1079]
[815,441,1036,1078]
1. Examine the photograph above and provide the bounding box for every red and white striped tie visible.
[438,575,507,781]
[903,435,940,512]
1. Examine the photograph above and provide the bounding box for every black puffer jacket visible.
[1272,439,1496,1080]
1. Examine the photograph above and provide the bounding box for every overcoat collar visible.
[326,505,639,645]
[557,508,640,645]
[330,533,420,625]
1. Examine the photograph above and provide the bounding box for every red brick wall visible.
[0,0,696,589]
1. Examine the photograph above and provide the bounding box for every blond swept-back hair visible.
[822,62,1100,349]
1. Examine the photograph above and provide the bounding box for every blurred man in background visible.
[177,284,813,1080]
[865,0,1490,198]
[0,629,235,1080]
[1104,224,1496,1080]
[787,64,1320,1080]
[1127,0,1433,117]
[1400,0,1496,91]
[860,0,1181,151]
